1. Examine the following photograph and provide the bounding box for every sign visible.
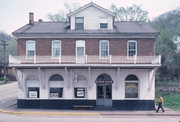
[50,93,59,98]
[29,91,37,98]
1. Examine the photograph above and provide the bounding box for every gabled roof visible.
[68,2,115,17]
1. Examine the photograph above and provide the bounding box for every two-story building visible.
[10,2,161,110]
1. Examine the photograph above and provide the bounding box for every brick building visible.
[10,2,161,110]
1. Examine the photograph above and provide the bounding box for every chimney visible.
[29,12,34,24]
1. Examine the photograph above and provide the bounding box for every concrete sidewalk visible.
[1,104,180,116]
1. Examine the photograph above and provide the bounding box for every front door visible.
[96,83,112,107]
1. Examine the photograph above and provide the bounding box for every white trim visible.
[99,40,109,59]
[51,40,61,59]
[26,40,35,59]
[127,40,137,59]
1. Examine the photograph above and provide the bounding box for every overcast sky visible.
[0,0,180,34]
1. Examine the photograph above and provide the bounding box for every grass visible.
[156,92,180,111]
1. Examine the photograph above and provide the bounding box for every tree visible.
[152,8,180,81]
[110,4,149,22]
[46,2,81,22]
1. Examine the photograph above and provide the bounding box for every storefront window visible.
[50,88,63,98]
[28,87,39,98]
[125,74,139,98]
[74,88,86,98]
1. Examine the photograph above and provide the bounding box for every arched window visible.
[96,73,112,81]
[127,40,137,58]
[49,74,64,98]
[49,74,64,81]
[125,74,139,98]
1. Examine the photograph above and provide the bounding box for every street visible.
[0,113,180,122]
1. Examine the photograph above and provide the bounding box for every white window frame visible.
[26,40,35,59]
[99,40,109,59]
[52,40,61,59]
[76,40,85,57]
[127,40,137,59]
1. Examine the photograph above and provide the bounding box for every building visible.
[10,2,161,110]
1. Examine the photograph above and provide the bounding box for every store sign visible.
[75,88,85,98]
[29,91,38,98]
[50,93,59,98]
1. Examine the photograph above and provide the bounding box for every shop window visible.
[28,87,39,98]
[49,88,63,98]
[125,74,139,98]
[74,88,86,98]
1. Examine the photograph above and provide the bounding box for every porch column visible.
[65,67,70,88]
[13,67,23,91]
[38,67,46,89]
[115,67,120,89]
[88,67,91,89]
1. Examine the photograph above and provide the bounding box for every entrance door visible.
[76,40,85,63]
[96,83,112,107]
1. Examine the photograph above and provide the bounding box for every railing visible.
[9,55,161,65]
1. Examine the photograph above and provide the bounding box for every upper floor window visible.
[75,17,84,30]
[26,40,35,58]
[99,40,109,58]
[128,40,137,58]
[100,17,108,29]
[52,40,61,58]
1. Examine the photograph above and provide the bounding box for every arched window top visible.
[26,74,39,81]
[128,40,137,43]
[52,40,61,42]
[76,40,85,47]
[49,74,64,81]
[125,74,138,81]
[96,73,112,81]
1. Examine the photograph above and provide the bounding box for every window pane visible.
[125,83,138,98]
[75,17,84,30]
[52,41,61,57]
[49,74,64,81]
[75,17,83,23]
[50,88,63,98]
[128,41,136,57]
[77,47,84,56]
[26,41,35,57]
[27,50,35,57]
[28,87,39,98]
[27,42,35,50]
[100,23,108,29]
[100,41,109,57]
[74,88,85,98]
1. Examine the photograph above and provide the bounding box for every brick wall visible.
[17,38,155,56]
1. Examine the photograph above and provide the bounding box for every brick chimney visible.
[29,12,34,24]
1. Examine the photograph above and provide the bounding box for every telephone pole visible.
[0,39,8,84]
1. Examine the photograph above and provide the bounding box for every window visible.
[49,88,63,98]
[49,74,64,81]
[52,40,61,58]
[99,40,109,58]
[28,87,39,98]
[26,41,35,58]
[100,17,108,29]
[74,88,86,98]
[125,74,139,98]
[75,17,84,30]
[128,40,137,58]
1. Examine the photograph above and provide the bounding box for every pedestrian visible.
[156,95,165,112]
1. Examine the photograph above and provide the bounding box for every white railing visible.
[9,55,161,64]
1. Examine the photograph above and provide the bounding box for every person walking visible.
[156,95,165,112]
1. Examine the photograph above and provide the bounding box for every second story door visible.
[76,40,85,63]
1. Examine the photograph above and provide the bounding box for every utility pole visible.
[0,39,8,84]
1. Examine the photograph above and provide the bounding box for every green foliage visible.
[0,31,17,62]
[152,8,180,81]
[156,92,180,110]
[111,4,149,22]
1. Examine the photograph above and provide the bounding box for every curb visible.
[101,113,180,116]
[0,109,100,116]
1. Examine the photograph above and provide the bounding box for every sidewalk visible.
[0,104,180,116]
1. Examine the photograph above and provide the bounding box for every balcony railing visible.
[9,55,161,65]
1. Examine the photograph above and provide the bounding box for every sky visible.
[0,0,180,34]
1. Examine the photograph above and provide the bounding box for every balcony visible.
[9,55,161,66]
